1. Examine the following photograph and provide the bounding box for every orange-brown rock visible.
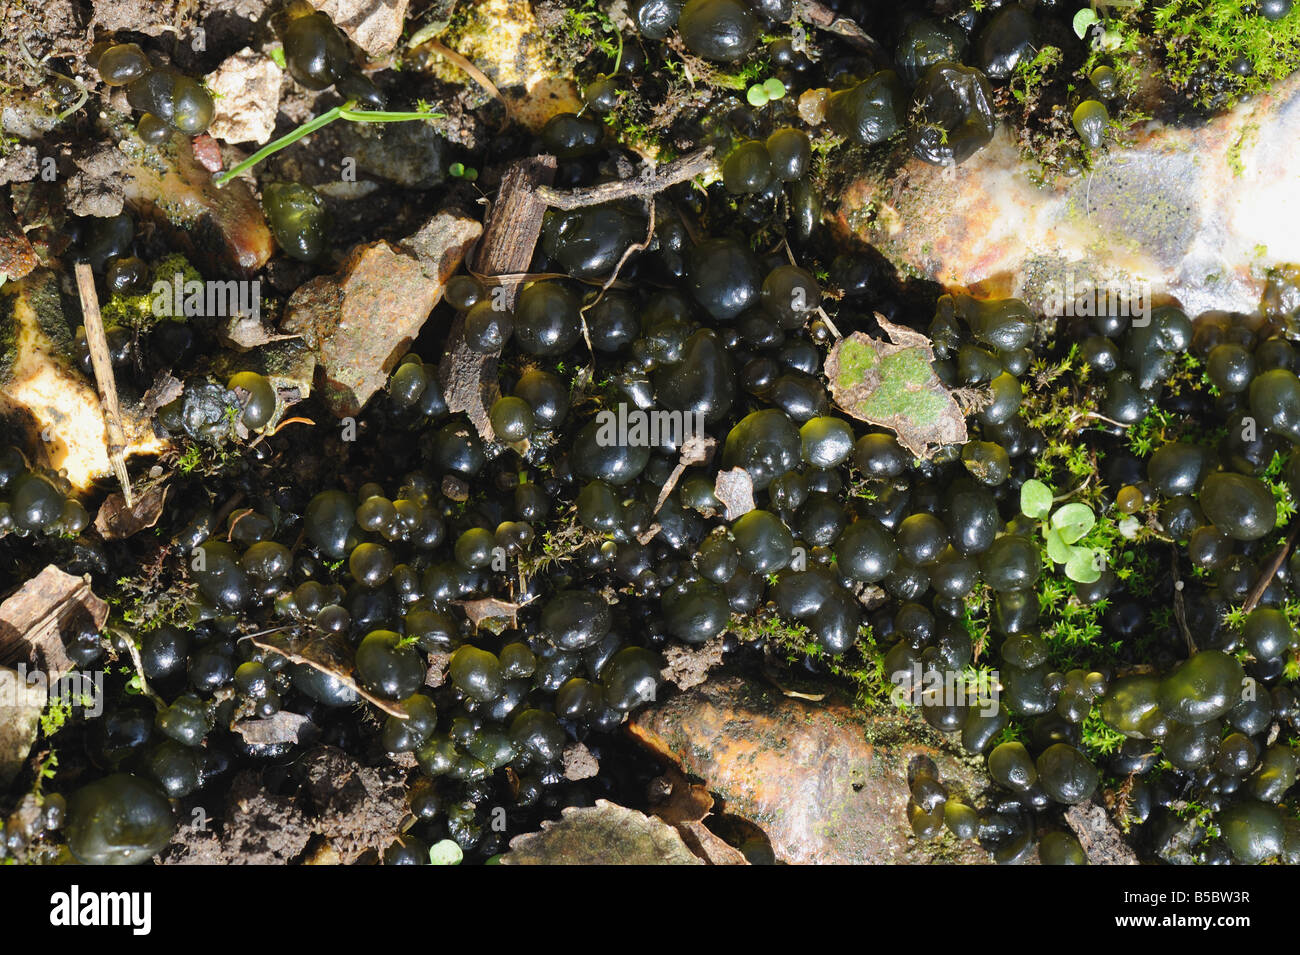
[281,211,482,417]
[629,676,992,864]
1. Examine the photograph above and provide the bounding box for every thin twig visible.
[74,263,133,507]
[1169,544,1195,655]
[1242,521,1300,615]
[793,1,888,57]
[535,147,715,210]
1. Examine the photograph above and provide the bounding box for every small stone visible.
[206,48,282,146]
[310,0,409,56]
[281,211,481,417]
[65,144,126,218]
[562,742,599,781]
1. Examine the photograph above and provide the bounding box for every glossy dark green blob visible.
[262,182,329,262]
[571,415,651,485]
[1220,800,1284,864]
[987,741,1036,791]
[1249,367,1300,441]
[193,540,252,612]
[910,64,996,166]
[1206,343,1256,393]
[354,630,424,700]
[1197,472,1275,541]
[98,43,149,86]
[448,645,503,702]
[282,11,352,90]
[979,534,1040,592]
[835,518,898,583]
[799,416,854,469]
[388,362,428,409]
[602,647,662,711]
[1071,99,1108,149]
[961,703,1009,753]
[653,328,736,425]
[542,590,612,651]
[227,371,275,430]
[510,709,567,763]
[732,509,794,574]
[489,396,535,442]
[169,76,215,134]
[1248,745,1298,802]
[65,773,175,865]
[514,368,569,430]
[721,408,800,491]
[896,18,968,84]
[1157,649,1245,726]
[1146,441,1209,496]
[541,111,605,158]
[765,128,811,181]
[826,71,906,146]
[687,237,761,320]
[514,281,582,355]
[976,4,1036,79]
[634,0,683,39]
[722,140,773,195]
[9,472,64,533]
[305,489,356,560]
[960,440,1010,486]
[1035,743,1098,804]
[1242,607,1296,662]
[663,578,730,643]
[678,0,758,62]
[1038,830,1088,864]
[542,204,648,279]
[463,300,513,353]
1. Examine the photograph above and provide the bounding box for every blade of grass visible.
[213,99,444,187]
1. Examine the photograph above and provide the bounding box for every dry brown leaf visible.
[94,481,170,540]
[247,631,408,718]
[453,595,536,631]
[824,315,968,459]
[233,711,317,746]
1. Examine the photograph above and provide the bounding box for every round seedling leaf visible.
[1072,8,1098,38]
[1050,503,1096,544]
[429,838,464,865]
[1065,546,1102,584]
[763,77,787,100]
[1020,478,1053,519]
[1045,527,1074,565]
[747,84,769,107]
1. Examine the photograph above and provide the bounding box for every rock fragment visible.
[500,800,702,865]
[310,0,409,56]
[64,145,126,218]
[281,210,481,417]
[629,676,993,864]
[206,48,282,146]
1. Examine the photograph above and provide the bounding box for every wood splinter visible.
[74,262,134,508]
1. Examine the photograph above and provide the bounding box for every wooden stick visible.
[535,148,714,210]
[440,155,557,441]
[74,262,133,507]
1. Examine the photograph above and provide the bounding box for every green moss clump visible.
[1152,0,1300,108]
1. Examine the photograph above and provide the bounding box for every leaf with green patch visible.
[1020,478,1053,519]
[823,316,968,459]
[1051,502,1095,544]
